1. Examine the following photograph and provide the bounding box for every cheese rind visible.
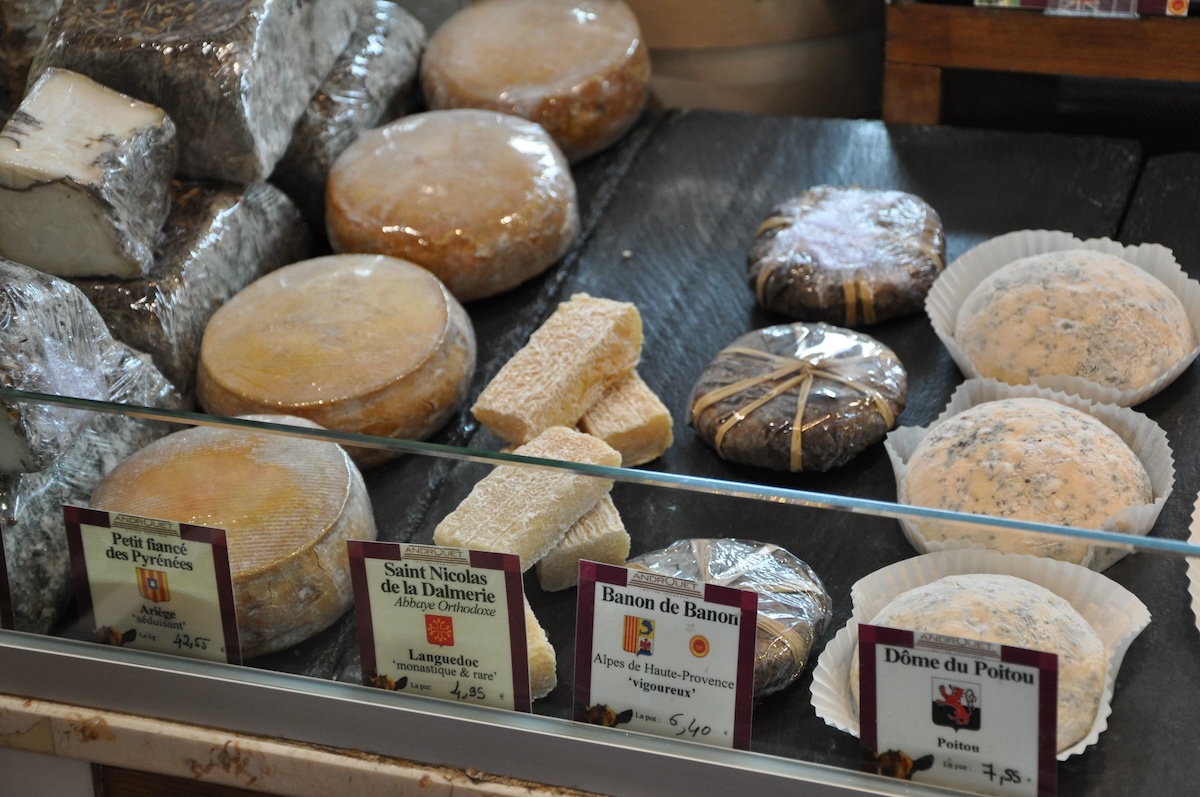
[197,254,476,467]
[903,397,1153,564]
[525,598,558,700]
[0,68,176,278]
[535,495,629,592]
[420,0,650,162]
[849,573,1107,752]
[433,426,620,571]
[88,415,377,658]
[73,180,311,401]
[955,249,1195,392]
[326,109,580,302]
[473,294,643,445]
[31,0,359,183]
[578,371,673,466]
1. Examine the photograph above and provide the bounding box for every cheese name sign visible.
[574,561,757,749]
[64,505,240,663]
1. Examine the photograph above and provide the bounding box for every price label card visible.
[574,561,756,749]
[0,530,12,630]
[64,505,240,663]
[348,541,530,712]
[859,625,1058,796]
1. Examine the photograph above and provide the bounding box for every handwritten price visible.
[982,763,1023,786]
[669,713,711,739]
[172,634,209,651]
[450,681,486,702]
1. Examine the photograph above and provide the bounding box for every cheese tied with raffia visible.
[419,0,649,163]
[902,397,1153,564]
[88,416,377,658]
[954,249,1195,392]
[535,495,629,592]
[0,68,176,278]
[196,254,475,468]
[433,426,620,571]
[473,293,642,445]
[849,573,1107,752]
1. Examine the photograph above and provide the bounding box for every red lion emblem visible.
[936,684,976,727]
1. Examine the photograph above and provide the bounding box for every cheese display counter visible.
[4,110,1200,797]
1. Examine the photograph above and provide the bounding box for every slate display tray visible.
[50,110,1200,794]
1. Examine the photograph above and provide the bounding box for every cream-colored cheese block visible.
[525,597,558,700]
[420,0,650,162]
[433,426,620,571]
[326,109,579,302]
[88,416,377,658]
[473,293,643,445]
[849,573,1107,752]
[0,68,175,278]
[955,249,1195,392]
[578,370,673,466]
[196,254,476,468]
[535,496,629,592]
[903,397,1153,564]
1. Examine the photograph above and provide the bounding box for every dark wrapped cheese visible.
[690,323,907,472]
[271,0,426,231]
[627,539,832,699]
[72,181,311,401]
[30,0,359,184]
[2,341,183,633]
[747,186,945,326]
[0,0,63,122]
[0,258,113,472]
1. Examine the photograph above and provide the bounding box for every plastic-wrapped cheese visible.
[433,426,620,571]
[271,1,426,232]
[0,0,62,123]
[197,254,476,468]
[0,68,176,278]
[473,294,643,445]
[31,0,359,183]
[420,0,650,162]
[88,416,377,658]
[326,109,579,302]
[74,180,311,401]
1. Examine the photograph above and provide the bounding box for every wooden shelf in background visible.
[883,4,1200,124]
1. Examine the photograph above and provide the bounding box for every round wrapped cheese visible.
[419,0,649,162]
[689,323,907,472]
[627,539,832,699]
[326,109,579,302]
[954,249,1195,392]
[903,397,1153,564]
[747,186,945,326]
[849,573,1107,752]
[88,416,377,658]
[197,254,475,467]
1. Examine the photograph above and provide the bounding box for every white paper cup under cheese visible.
[809,549,1151,761]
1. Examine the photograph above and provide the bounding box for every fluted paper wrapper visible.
[1185,500,1200,635]
[925,229,1200,406]
[810,549,1151,760]
[884,378,1174,571]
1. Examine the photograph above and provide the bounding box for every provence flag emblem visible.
[136,567,170,603]
[622,616,654,656]
[425,614,454,647]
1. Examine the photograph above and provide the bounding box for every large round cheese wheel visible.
[849,573,1107,752]
[419,0,649,162]
[903,397,1153,564]
[89,416,377,658]
[326,110,579,302]
[196,254,476,467]
[955,249,1195,392]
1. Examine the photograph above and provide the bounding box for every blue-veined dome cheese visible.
[954,249,1194,392]
[850,573,1107,752]
[903,398,1152,564]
